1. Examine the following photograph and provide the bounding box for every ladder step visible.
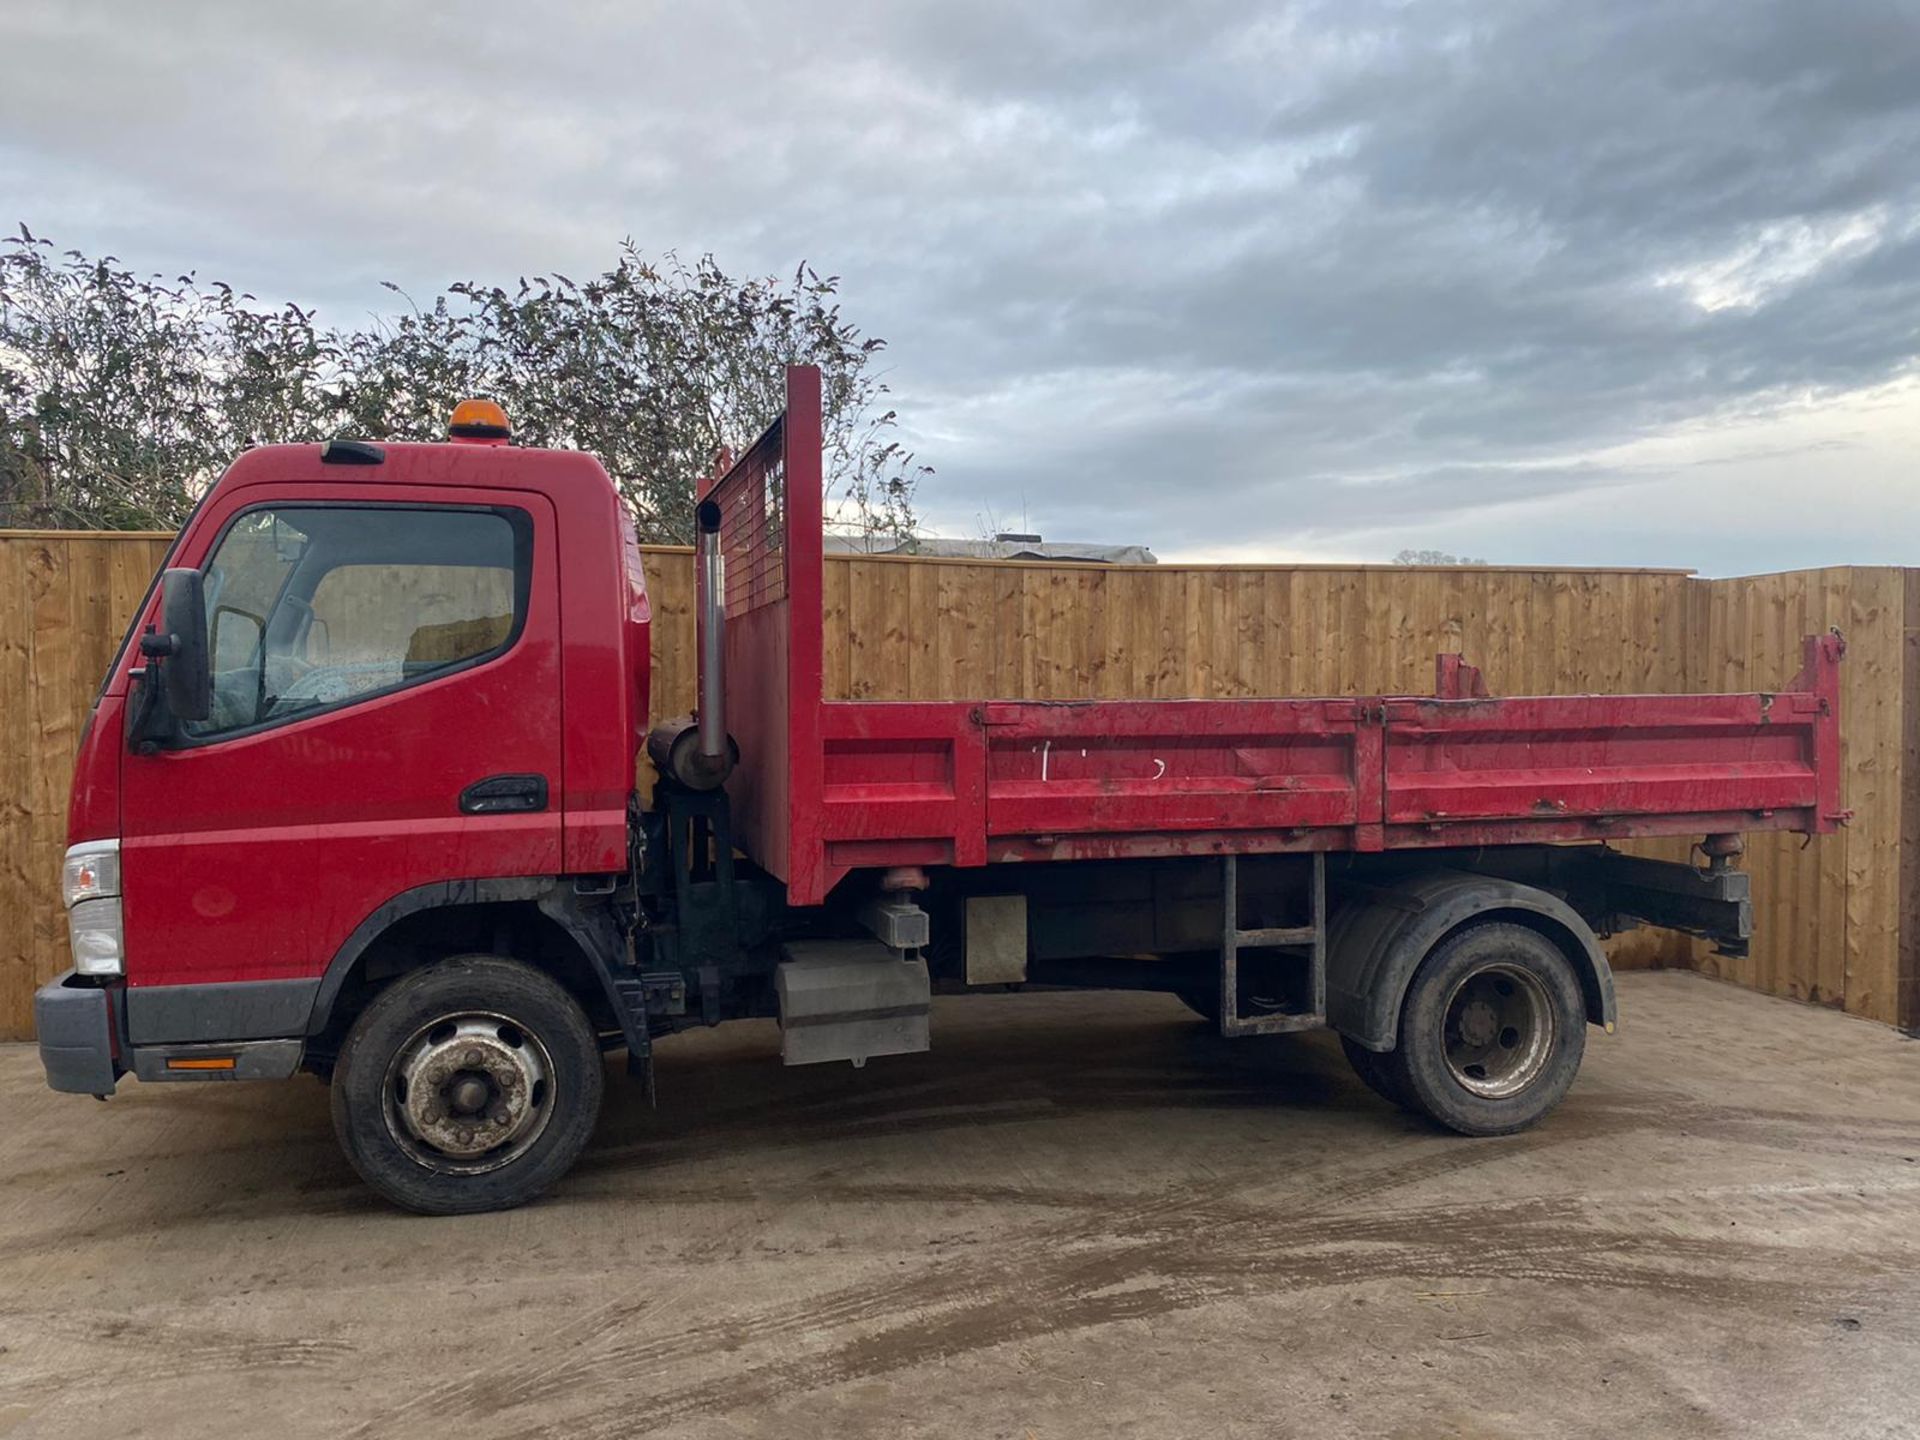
[1233,926,1318,948]
[1220,852,1327,1039]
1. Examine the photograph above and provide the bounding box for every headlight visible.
[62,841,124,976]
[62,840,121,909]
[69,896,125,976]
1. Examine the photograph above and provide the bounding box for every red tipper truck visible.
[36,367,1848,1214]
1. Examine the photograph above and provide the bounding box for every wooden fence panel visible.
[1901,571,1920,1032]
[1,531,1909,1038]
[1,533,175,1040]
[1686,568,1914,1025]
[804,558,1697,705]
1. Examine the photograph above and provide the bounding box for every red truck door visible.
[118,482,564,1033]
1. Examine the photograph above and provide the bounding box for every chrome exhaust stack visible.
[696,499,727,768]
[645,498,737,790]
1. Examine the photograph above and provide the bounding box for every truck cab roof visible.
[218,439,621,501]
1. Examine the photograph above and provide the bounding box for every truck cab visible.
[39,417,654,1192]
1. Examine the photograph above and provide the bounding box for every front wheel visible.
[330,955,604,1214]
[1385,922,1587,1136]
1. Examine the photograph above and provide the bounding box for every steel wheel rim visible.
[382,1011,556,1175]
[1441,963,1553,1099]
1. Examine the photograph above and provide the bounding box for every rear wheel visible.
[1385,922,1586,1136]
[330,955,604,1214]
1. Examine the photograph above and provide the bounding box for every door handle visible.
[459,774,550,814]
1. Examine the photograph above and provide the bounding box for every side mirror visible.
[142,568,212,723]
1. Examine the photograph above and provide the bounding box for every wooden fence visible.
[3,530,1914,1039]
[1687,569,1916,1027]
[3,532,179,1044]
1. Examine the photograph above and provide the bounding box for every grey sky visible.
[5,0,1919,571]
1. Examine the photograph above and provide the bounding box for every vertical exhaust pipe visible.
[695,498,730,773]
[646,498,736,789]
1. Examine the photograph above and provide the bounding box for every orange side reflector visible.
[165,1056,236,1071]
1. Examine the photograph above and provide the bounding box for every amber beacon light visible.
[448,398,512,442]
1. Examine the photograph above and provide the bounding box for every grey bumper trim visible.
[126,977,322,1044]
[35,971,122,1096]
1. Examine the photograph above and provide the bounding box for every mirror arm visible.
[126,637,176,754]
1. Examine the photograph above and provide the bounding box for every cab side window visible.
[191,505,528,739]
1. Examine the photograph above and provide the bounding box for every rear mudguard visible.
[1328,870,1616,1052]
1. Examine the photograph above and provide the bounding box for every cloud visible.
[3,0,1918,571]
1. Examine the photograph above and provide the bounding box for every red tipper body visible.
[709,368,1847,906]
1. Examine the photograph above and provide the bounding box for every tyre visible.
[1340,1034,1412,1111]
[330,954,604,1215]
[1384,922,1586,1137]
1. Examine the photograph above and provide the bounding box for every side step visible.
[776,940,931,1067]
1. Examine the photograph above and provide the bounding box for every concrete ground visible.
[1,972,1917,1440]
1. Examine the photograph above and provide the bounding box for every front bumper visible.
[38,971,309,1091]
[35,970,123,1096]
